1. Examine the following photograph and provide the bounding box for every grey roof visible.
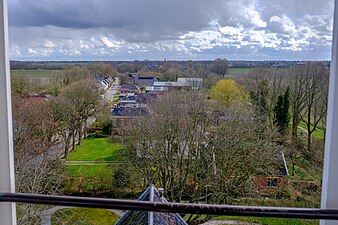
[121,84,139,91]
[115,185,188,225]
[119,96,137,102]
[133,76,158,86]
[95,75,110,82]
[136,93,158,104]
[112,107,149,117]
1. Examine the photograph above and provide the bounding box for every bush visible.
[276,188,291,199]
[112,166,131,188]
[93,130,106,138]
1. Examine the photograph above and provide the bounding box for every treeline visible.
[247,65,328,162]
[10,60,330,71]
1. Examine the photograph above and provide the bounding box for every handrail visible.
[1,192,338,220]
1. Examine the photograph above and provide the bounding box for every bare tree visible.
[288,65,308,138]
[208,105,280,204]
[16,159,65,225]
[50,78,101,158]
[248,68,286,126]
[211,58,229,77]
[88,62,117,76]
[126,91,211,202]
[299,64,329,153]
[125,91,279,211]
[12,98,66,225]
[12,98,58,160]
[50,95,79,158]
[51,66,91,94]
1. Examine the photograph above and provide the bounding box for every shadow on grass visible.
[96,155,114,161]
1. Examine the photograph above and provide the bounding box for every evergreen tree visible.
[283,87,290,126]
[273,87,290,135]
[250,79,270,134]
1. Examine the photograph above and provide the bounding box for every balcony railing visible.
[1,192,338,221]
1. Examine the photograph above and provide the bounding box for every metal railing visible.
[1,192,338,220]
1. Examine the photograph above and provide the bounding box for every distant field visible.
[227,68,254,77]
[10,69,59,76]
[229,67,254,71]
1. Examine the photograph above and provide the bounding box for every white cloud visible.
[243,5,267,28]
[100,36,123,49]
[7,0,334,60]
[27,48,37,54]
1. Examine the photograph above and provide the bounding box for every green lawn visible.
[298,121,325,140]
[66,165,116,177]
[287,164,314,181]
[64,165,117,194]
[212,216,318,225]
[67,137,122,161]
[64,138,123,194]
[52,208,120,225]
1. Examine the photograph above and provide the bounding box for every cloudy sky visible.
[8,0,334,61]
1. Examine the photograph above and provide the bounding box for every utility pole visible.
[0,0,17,224]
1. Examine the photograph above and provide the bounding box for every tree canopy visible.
[210,79,246,107]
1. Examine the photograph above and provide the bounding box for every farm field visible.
[11,69,60,87]
[11,69,59,76]
[227,67,254,77]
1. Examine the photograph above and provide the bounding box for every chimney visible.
[158,188,164,198]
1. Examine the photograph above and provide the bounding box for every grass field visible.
[227,68,254,77]
[10,69,58,76]
[229,67,254,71]
[52,208,120,225]
[212,216,318,225]
[67,137,122,161]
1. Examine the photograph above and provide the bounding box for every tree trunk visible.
[307,108,312,154]
[64,145,69,158]
[84,121,87,139]
[63,132,71,158]
[292,114,299,138]
[307,131,311,155]
[313,106,317,131]
[78,128,82,145]
[72,130,76,151]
